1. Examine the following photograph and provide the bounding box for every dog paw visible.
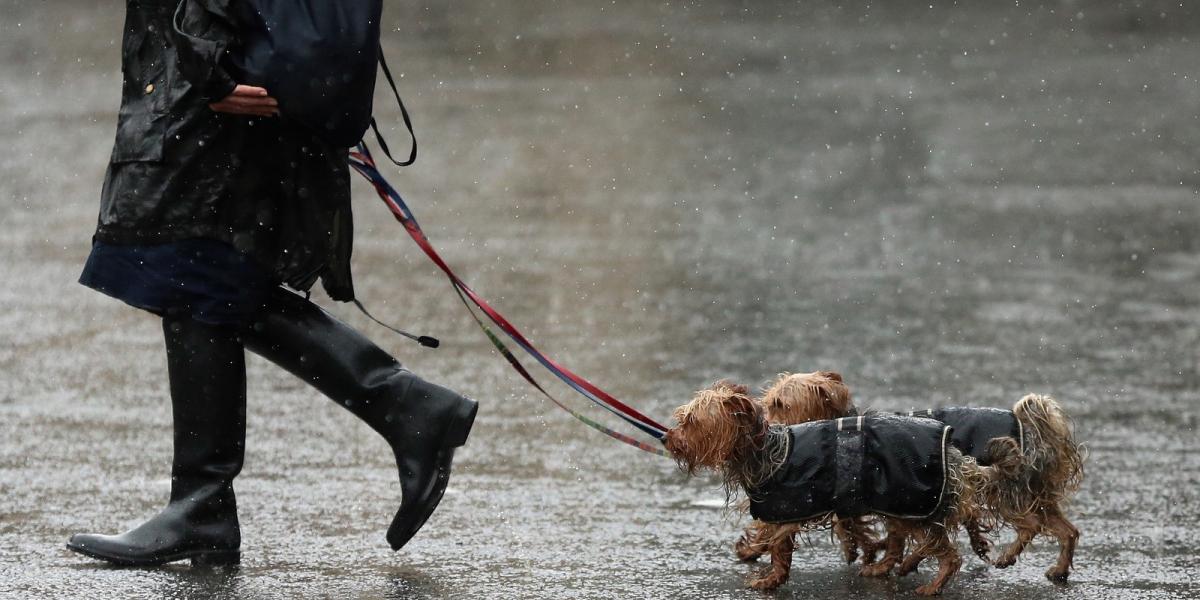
[914,583,943,596]
[734,536,763,563]
[859,563,892,578]
[734,543,763,563]
[748,576,784,591]
[992,553,1017,569]
[1045,568,1070,582]
[734,542,762,563]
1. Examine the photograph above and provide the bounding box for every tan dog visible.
[665,381,986,596]
[757,372,1086,582]
[735,372,883,566]
[980,394,1085,580]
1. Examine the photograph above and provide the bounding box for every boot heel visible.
[191,549,241,567]
[443,398,478,448]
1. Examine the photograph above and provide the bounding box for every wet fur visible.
[761,376,1085,581]
[737,372,884,567]
[981,394,1085,580]
[666,380,985,596]
[761,371,855,424]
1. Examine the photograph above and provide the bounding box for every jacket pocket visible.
[112,9,173,163]
[111,106,168,163]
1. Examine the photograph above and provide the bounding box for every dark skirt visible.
[79,238,275,326]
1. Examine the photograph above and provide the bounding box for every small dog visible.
[762,373,1086,581]
[968,394,1085,580]
[734,372,884,566]
[666,381,986,596]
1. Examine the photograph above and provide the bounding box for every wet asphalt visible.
[1,1,1199,598]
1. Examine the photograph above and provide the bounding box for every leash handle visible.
[371,47,417,167]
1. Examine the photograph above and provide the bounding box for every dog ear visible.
[819,371,844,383]
[721,388,764,429]
[713,379,752,397]
[815,372,851,410]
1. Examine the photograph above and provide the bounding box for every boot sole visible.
[66,541,240,568]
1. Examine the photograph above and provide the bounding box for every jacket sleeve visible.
[170,0,240,102]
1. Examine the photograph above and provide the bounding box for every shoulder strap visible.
[371,47,417,167]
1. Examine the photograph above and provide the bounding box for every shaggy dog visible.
[971,394,1085,580]
[734,372,884,566]
[756,372,1085,581]
[665,381,987,596]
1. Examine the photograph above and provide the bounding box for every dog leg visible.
[1041,505,1079,582]
[841,516,884,565]
[914,529,962,596]
[858,539,885,566]
[896,528,930,577]
[859,523,904,577]
[966,517,991,563]
[833,517,860,564]
[993,516,1038,568]
[734,525,766,563]
[749,532,795,590]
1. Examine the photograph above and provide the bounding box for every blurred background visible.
[1,1,1197,598]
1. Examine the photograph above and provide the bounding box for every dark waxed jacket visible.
[95,0,355,300]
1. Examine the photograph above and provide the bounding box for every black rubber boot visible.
[240,288,477,551]
[67,315,245,566]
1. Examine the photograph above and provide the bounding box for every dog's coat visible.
[904,407,1023,465]
[748,415,951,523]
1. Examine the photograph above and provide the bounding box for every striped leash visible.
[348,142,670,457]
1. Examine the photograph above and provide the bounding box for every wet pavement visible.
[2,1,1199,598]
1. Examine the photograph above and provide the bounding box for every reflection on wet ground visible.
[1,1,1198,598]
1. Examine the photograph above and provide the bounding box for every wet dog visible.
[734,372,884,567]
[665,381,986,596]
[744,373,993,570]
[967,394,1085,580]
[759,372,1085,581]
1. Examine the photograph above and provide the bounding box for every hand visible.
[208,84,280,117]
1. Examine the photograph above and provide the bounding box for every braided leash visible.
[348,142,670,457]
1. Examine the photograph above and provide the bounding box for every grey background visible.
[1,1,1198,598]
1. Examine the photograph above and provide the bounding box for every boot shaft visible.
[162,314,247,508]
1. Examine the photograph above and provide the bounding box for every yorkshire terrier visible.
[950,394,1085,580]
[761,372,1086,581]
[665,381,987,596]
[734,372,884,567]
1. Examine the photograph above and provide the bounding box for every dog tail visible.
[1012,393,1086,498]
[983,436,1024,481]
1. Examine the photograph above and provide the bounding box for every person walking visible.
[66,0,477,566]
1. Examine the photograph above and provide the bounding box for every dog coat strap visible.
[833,417,867,516]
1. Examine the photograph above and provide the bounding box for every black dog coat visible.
[904,407,1024,466]
[748,415,952,524]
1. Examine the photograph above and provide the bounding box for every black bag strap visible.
[371,46,417,167]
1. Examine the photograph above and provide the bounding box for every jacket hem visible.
[93,223,354,302]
